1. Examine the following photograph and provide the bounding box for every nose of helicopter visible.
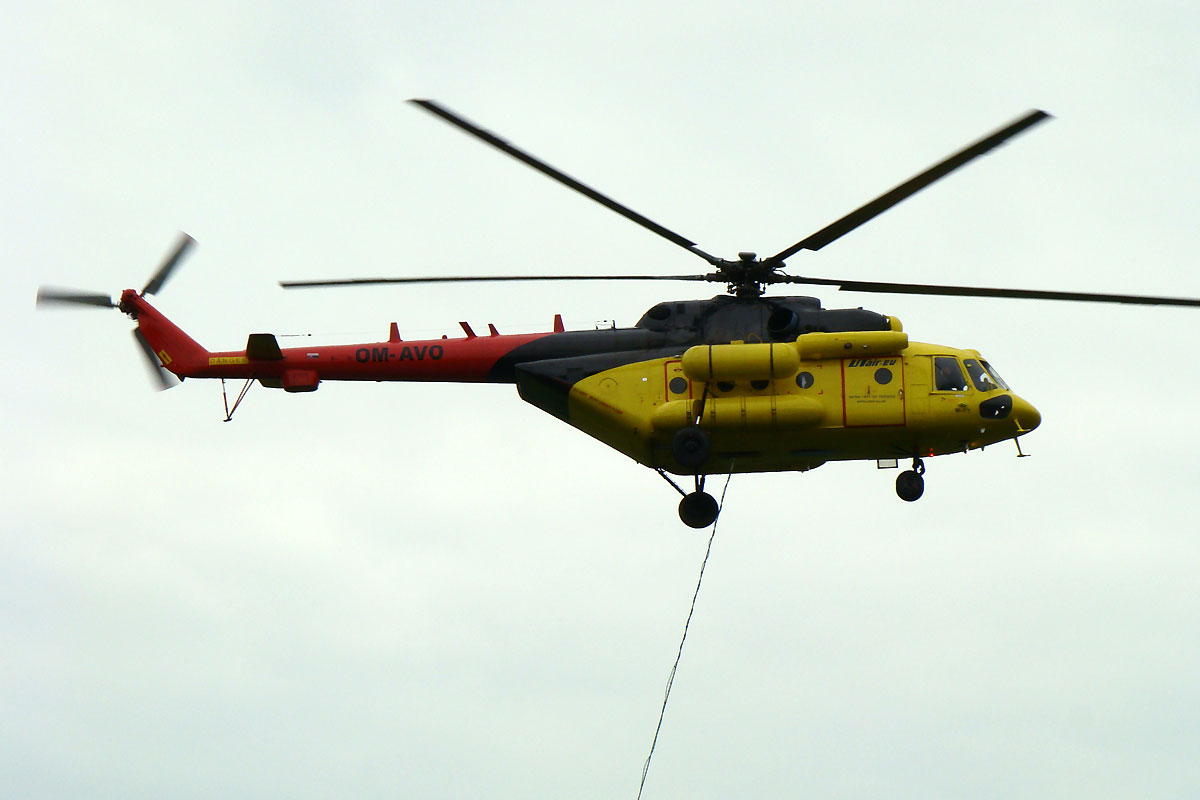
[1012,395,1041,432]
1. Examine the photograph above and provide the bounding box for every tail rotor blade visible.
[142,233,195,296]
[132,328,181,391]
[36,288,116,308]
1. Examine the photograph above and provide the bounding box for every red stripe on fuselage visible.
[199,332,556,384]
[126,291,568,384]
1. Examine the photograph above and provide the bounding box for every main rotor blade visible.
[142,232,195,296]
[36,288,116,308]
[781,275,1200,307]
[409,99,722,266]
[768,110,1052,264]
[132,328,181,391]
[281,274,711,288]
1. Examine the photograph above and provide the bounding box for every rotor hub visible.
[709,255,785,298]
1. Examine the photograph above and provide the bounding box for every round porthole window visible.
[750,379,769,391]
[717,381,735,393]
[668,377,688,394]
[795,371,814,389]
[874,367,893,385]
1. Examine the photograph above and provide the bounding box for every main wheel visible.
[895,470,925,502]
[678,491,720,528]
[671,426,711,469]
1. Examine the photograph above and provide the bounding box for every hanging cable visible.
[636,469,733,800]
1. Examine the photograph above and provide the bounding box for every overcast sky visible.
[4,2,1200,798]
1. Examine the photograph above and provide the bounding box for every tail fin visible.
[119,289,210,378]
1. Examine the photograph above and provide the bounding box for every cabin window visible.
[980,360,1010,390]
[962,358,998,392]
[933,357,967,391]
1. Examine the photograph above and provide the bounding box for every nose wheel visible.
[895,457,926,502]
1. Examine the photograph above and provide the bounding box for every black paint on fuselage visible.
[488,295,890,382]
[496,295,893,422]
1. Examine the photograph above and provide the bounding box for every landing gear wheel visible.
[896,470,925,502]
[671,426,711,470]
[678,491,720,529]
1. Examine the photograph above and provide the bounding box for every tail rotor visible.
[34,288,117,309]
[131,328,183,390]
[141,233,195,297]
[35,233,196,390]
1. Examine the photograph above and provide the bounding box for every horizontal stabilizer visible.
[246,333,284,361]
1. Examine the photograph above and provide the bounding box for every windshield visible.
[962,358,1000,392]
[980,360,1010,390]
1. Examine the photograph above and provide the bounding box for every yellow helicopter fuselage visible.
[560,323,1041,475]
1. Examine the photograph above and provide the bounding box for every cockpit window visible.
[933,357,967,391]
[962,358,999,392]
[980,360,1010,390]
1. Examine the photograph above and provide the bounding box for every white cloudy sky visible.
[4,2,1199,798]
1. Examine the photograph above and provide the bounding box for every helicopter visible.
[37,101,1200,528]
